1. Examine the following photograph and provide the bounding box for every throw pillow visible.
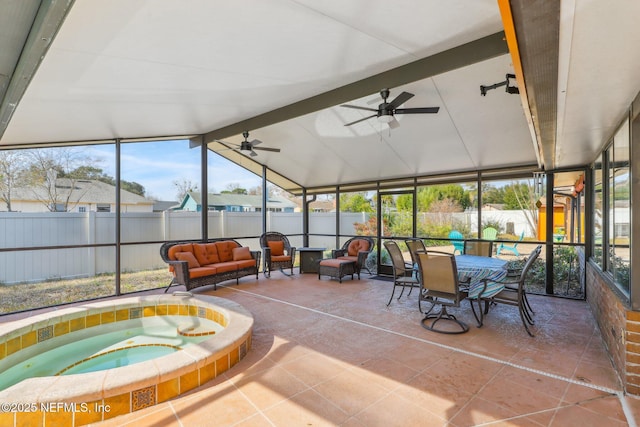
[232,246,252,261]
[267,240,285,256]
[175,251,200,269]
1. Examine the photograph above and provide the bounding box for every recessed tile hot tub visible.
[0,294,253,426]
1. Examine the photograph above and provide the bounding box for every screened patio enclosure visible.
[0,0,639,395]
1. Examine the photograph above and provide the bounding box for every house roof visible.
[1,1,639,192]
[12,178,152,205]
[186,193,297,210]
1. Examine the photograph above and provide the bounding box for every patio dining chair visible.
[448,230,465,255]
[463,240,493,257]
[405,238,426,275]
[260,231,296,277]
[384,240,419,306]
[417,250,470,334]
[476,245,542,336]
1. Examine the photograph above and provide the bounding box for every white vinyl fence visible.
[0,211,363,284]
[0,209,531,284]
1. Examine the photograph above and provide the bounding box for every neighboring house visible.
[153,200,179,212]
[4,179,154,213]
[175,192,298,212]
[296,199,335,213]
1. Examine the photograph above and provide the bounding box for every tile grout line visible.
[230,287,621,397]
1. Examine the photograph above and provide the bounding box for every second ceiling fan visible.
[341,88,439,128]
[215,131,280,157]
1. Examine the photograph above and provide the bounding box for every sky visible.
[86,140,263,201]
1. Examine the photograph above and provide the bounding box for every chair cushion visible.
[271,255,291,262]
[194,243,220,265]
[347,239,370,256]
[175,251,200,269]
[215,241,239,262]
[232,246,252,261]
[267,240,285,256]
[320,258,351,267]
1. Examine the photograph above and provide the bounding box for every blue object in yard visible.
[497,231,524,256]
[449,230,464,255]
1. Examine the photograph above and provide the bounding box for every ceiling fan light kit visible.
[341,88,439,127]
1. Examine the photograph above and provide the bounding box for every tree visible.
[63,165,146,197]
[481,184,505,205]
[173,179,198,202]
[339,192,372,213]
[222,183,247,195]
[22,148,96,212]
[416,184,470,211]
[0,151,28,211]
[503,180,538,236]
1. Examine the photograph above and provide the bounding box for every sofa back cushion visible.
[233,246,253,261]
[216,240,239,262]
[194,243,220,265]
[267,240,285,256]
[347,239,370,256]
[168,243,194,260]
[175,251,200,269]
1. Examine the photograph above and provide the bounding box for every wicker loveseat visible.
[160,239,261,292]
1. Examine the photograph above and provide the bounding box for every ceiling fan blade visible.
[387,91,414,109]
[395,107,440,114]
[250,150,258,157]
[340,104,378,112]
[388,118,400,129]
[253,146,280,153]
[250,139,262,146]
[343,114,377,126]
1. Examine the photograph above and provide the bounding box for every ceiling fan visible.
[341,88,439,128]
[215,131,280,157]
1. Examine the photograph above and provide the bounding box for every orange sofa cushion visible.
[234,259,257,269]
[215,241,239,262]
[175,251,200,269]
[188,267,218,279]
[213,261,240,274]
[193,243,220,265]
[233,246,252,261]
[347,239,370,256]
[168,243,194,261]
[267,240,284,256]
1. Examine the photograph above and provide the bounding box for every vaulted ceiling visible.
[1,0,639,192]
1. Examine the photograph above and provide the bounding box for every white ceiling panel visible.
[2,0,639,190]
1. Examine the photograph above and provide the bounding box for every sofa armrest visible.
[250,250,262,267]
[167,260,189,286]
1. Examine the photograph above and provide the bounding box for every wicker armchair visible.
[260,232,296,277]
[332,236,374,279]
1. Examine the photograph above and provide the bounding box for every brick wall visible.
[586,262,639,394]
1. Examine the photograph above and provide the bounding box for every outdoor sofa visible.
[160,239,261,292]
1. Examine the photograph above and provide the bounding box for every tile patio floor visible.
[9,270,640,426]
